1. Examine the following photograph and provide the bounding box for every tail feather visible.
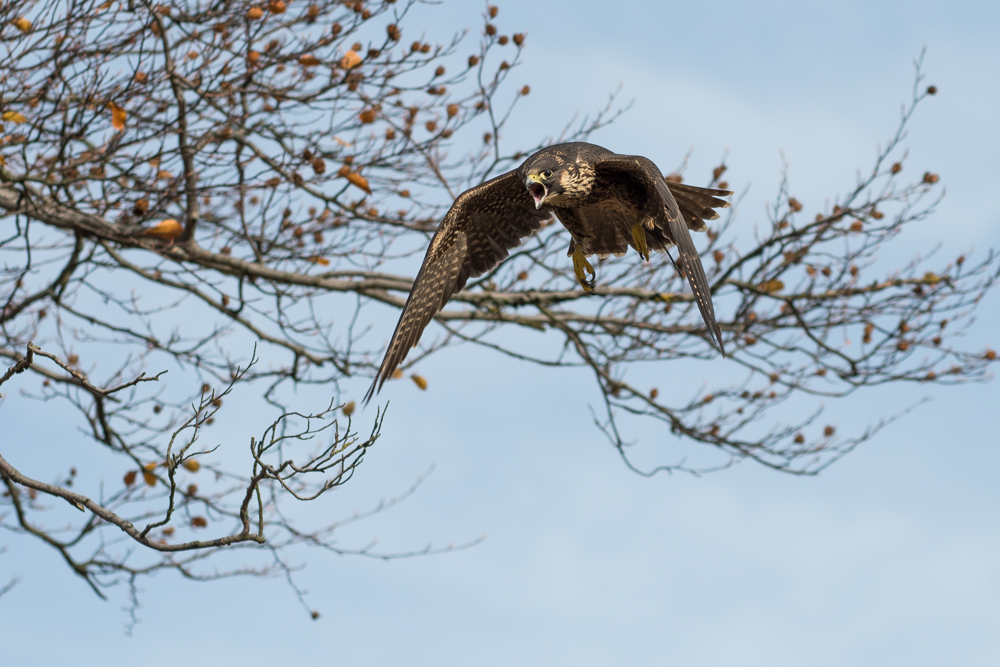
[668,182,732,231]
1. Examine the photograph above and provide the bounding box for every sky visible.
[3,1,1000,665]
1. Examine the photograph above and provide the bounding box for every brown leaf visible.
[191,516,208,528]
[308,256,330,266]
[143,463,157,487]
[269,0,286,13]
[358,108,376,124]
[109,102,126,131]
[247,6,264,19]
[344,171,371,194]
[758,279,785,293]
[342,401,356,416]
[13,17,32,32]
[298,54,321,67]
[124,470,137,486]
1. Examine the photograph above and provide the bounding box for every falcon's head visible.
[523,156,593,209]
[524,164,561,209]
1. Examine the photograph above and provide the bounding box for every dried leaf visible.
[13,17,32,32]
[141,219,184,240]
[124,470,137,486]
[411,374,428,390]
[391,369,404,379]
[269,0,286,13]
[308,256,330,266]
[340,50,362,69]
[142,463,157,486]
[342,401,356,417]
[109,102,126,131]
[298,54,321,67]
[191,516,208,528]
[1,111,26,124]
[759,279,785,293]
[182,459,200,472]
[344,171,371,194]
[247,6,264,19]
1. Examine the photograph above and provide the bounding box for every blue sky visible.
[3,1,1000,665]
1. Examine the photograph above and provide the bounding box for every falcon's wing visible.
[595,154,728,356]
[365,169,551,402]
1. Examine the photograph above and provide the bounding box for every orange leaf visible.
[142,219,184,240]
[269,0,286,13]
[391,369,404,379]
[191,516,208,528]
[13,17,32,32]
[182,459,200,472]
[124,470,137,486]
[339,50,362,69]
[342,400,356,416]
[2,111,26,124]
[142,469,157,487]
[344,171,371,194]
[358,108,376,124]
[247,6,264,20]
[298,54,320,67]
[411,374,428,390]
[109,102,126,131]
[308,256,331,266]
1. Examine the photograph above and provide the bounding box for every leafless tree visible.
[0,0,995,624]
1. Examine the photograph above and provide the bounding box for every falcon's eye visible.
[541,169,553,179]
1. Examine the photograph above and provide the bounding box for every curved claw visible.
[573,246,597,292]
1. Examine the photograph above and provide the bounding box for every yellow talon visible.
[572,245,596,292]
[631,222,650,262]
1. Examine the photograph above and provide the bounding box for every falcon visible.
[364,142,731,402]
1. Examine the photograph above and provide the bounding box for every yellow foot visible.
[572,246,596,292]
[631,222,650,262]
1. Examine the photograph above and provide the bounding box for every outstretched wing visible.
[365,169,551,401]
[595,154,728,356]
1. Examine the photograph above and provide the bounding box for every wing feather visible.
[595,154,728,356]
[365,170,550,401]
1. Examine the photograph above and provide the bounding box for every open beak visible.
[526,175,547,209]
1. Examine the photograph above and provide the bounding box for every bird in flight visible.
[365,142,731,402]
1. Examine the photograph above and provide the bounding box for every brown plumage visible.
[365,142,731,402]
